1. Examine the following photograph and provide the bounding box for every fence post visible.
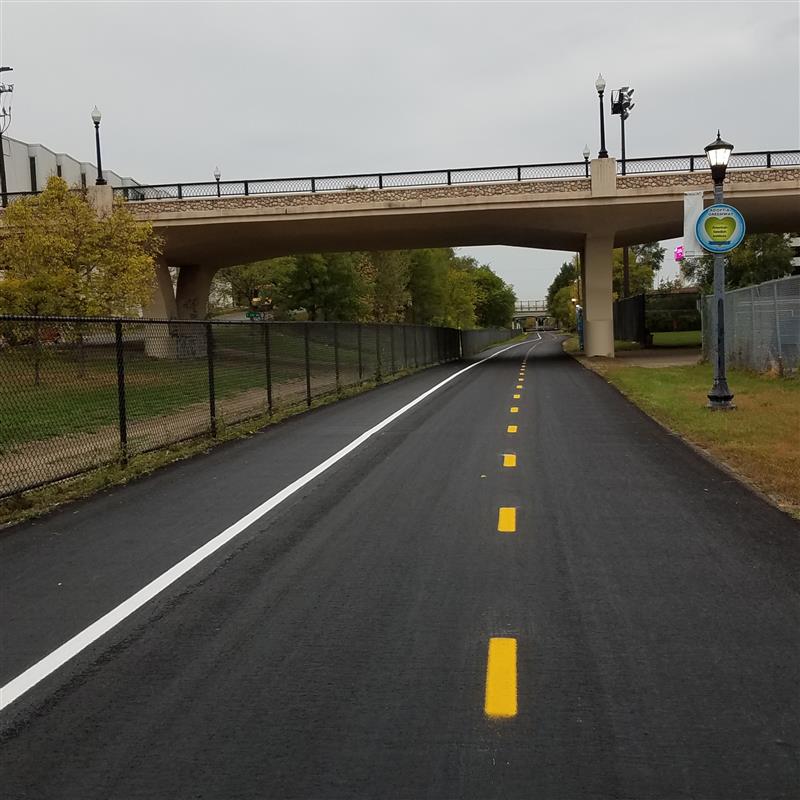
[414,327,419,367]
[206,322,217,437]
[304,323,312,407]
[114,320,128,464]
[264,323,273,414]
[333,323,340,392]
[403,325,408,369]
[437,328,443,362]
[357,323,363,381]
[390,325,396,374]
[375,324,382,381]
[774,281,783,364]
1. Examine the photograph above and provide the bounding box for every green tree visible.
[216,257,295,309]
[278,252,368,321]
[408,248,451,324]
[546,258,578,313]
[472,266,516,327]
[443,267,477,328]
[550,285,577,329]
[682,233,795,291]
[367,250,411,322]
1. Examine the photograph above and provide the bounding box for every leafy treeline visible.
[681,233,797,291]
[546,243,665,327]
[216,248,517,328]
[0,177,160,316]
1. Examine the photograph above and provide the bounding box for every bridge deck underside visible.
[146,186,798,269]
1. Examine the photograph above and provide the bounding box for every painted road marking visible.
[484,638,518,718]
[503,453,517,468]
[510,407,519,413]
[497,507,517,533]
[0,339,537,712]
[513,393,521,399]
[507,425,518,433]
[516,384,523,389]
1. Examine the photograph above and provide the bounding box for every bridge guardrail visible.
[104,150,800,203]
[0,316,461,499]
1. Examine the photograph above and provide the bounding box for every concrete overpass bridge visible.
[513,301,551,329]
[7,149,800,356]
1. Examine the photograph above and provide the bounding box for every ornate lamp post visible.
[595,74,608,158]
[91,106,106,185]
[583,144,590,177]
[213,166,221,197]
[705,131,735,410]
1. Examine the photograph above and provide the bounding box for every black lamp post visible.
[595,73,608,158]
[91,106,106,185]
[0,65,13,208]
[583,144,590,177]
[214,166,221,197]
[705,131,735,410]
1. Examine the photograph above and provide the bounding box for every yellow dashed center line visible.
[502,453,516,468]
[513,394,521,399]
[484,638,518,718]
[510,407,519,413]
[516,385,523,389]
[507,425,518,433]
[497,507,516,533]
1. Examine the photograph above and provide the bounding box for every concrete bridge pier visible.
[176,264,218,320]
[143,257,179,357]
[583,232,615,357]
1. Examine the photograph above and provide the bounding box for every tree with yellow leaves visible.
[0,176,161,381]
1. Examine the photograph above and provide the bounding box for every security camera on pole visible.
[611,86,635,175]
[611,85,635,295]
[0,65,14,208]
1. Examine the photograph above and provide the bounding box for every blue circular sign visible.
[695,204,746,253]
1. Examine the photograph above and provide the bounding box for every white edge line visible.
[0,336,534,712]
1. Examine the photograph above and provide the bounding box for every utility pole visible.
[0,65,14,208]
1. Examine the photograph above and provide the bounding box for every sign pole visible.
[708,182,734,409]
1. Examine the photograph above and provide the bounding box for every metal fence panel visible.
[0,317,460,499]
[703,275,800,373]
[460,328,515,358]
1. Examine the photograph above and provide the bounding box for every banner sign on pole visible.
[695,204,746,254]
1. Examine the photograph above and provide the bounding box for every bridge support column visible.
[175,264,217,320]
[143,257,179,357]
[583,233,615,357]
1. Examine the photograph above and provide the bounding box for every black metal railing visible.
[107,149,798,202]
[0,315,464,499]
[2,150,797,207]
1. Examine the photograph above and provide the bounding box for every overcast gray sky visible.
[1,0,798,297]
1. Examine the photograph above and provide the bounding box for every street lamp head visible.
[705,131,734,183]
[583,144,590,159]
[213,166,221,181]
[91,105,102,124]
[595,73,606,93]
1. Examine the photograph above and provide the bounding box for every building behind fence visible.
[702,274,800,373]
[0,317,514,499]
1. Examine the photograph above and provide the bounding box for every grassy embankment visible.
[591,360,800,518]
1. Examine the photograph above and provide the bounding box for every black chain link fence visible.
[0,316,462,499]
